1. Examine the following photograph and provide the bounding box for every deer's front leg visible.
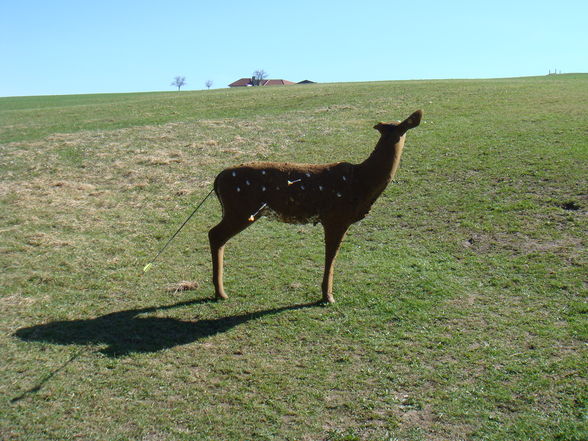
[321,222,350,304]
[210,242,228,300]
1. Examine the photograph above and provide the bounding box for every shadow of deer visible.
[209,110,423,303]
[14,298,319,357]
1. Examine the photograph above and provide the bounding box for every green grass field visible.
[1,75,586,440]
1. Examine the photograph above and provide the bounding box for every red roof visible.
[228,78,296,87]
[228,78,254,87]
[261,79,296,86]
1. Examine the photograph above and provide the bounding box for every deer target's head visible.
[373,109,423,138]
[373,110,423,179]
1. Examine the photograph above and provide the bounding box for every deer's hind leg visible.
[209,214,252,300]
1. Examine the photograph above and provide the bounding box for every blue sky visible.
[1,0,586,97]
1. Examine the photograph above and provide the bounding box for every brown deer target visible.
[209,110,423,303]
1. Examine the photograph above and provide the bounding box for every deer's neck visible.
[357,135,405,193]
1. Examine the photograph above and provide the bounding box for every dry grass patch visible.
[165,281,199,294]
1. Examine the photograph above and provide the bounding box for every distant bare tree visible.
[252,69,268,86]
[171,76,186,91]
[205,80,213,89]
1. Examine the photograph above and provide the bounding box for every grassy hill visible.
[1,75,586,440]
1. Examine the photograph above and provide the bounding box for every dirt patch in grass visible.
[559,200,582,211]
[25,232,73,248]
[165,281,199,293]
[462,232,584,259]
[0,293,40,307]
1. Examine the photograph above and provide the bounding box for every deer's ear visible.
[401,110,423,130]
[373,122,385,132]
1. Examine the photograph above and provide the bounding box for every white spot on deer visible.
[246,180,251,186]
[261,170,266,175]
[232,171,237,177]
[300,185,305,190]
[319,185,324,191]
[236,187,241,192]
[262,186,267,192]
[305,172,311,178]
[336,192,342,198]
[342,176,347,181]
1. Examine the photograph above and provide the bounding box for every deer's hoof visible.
[321,295,335,304]
[215,292,229,301]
